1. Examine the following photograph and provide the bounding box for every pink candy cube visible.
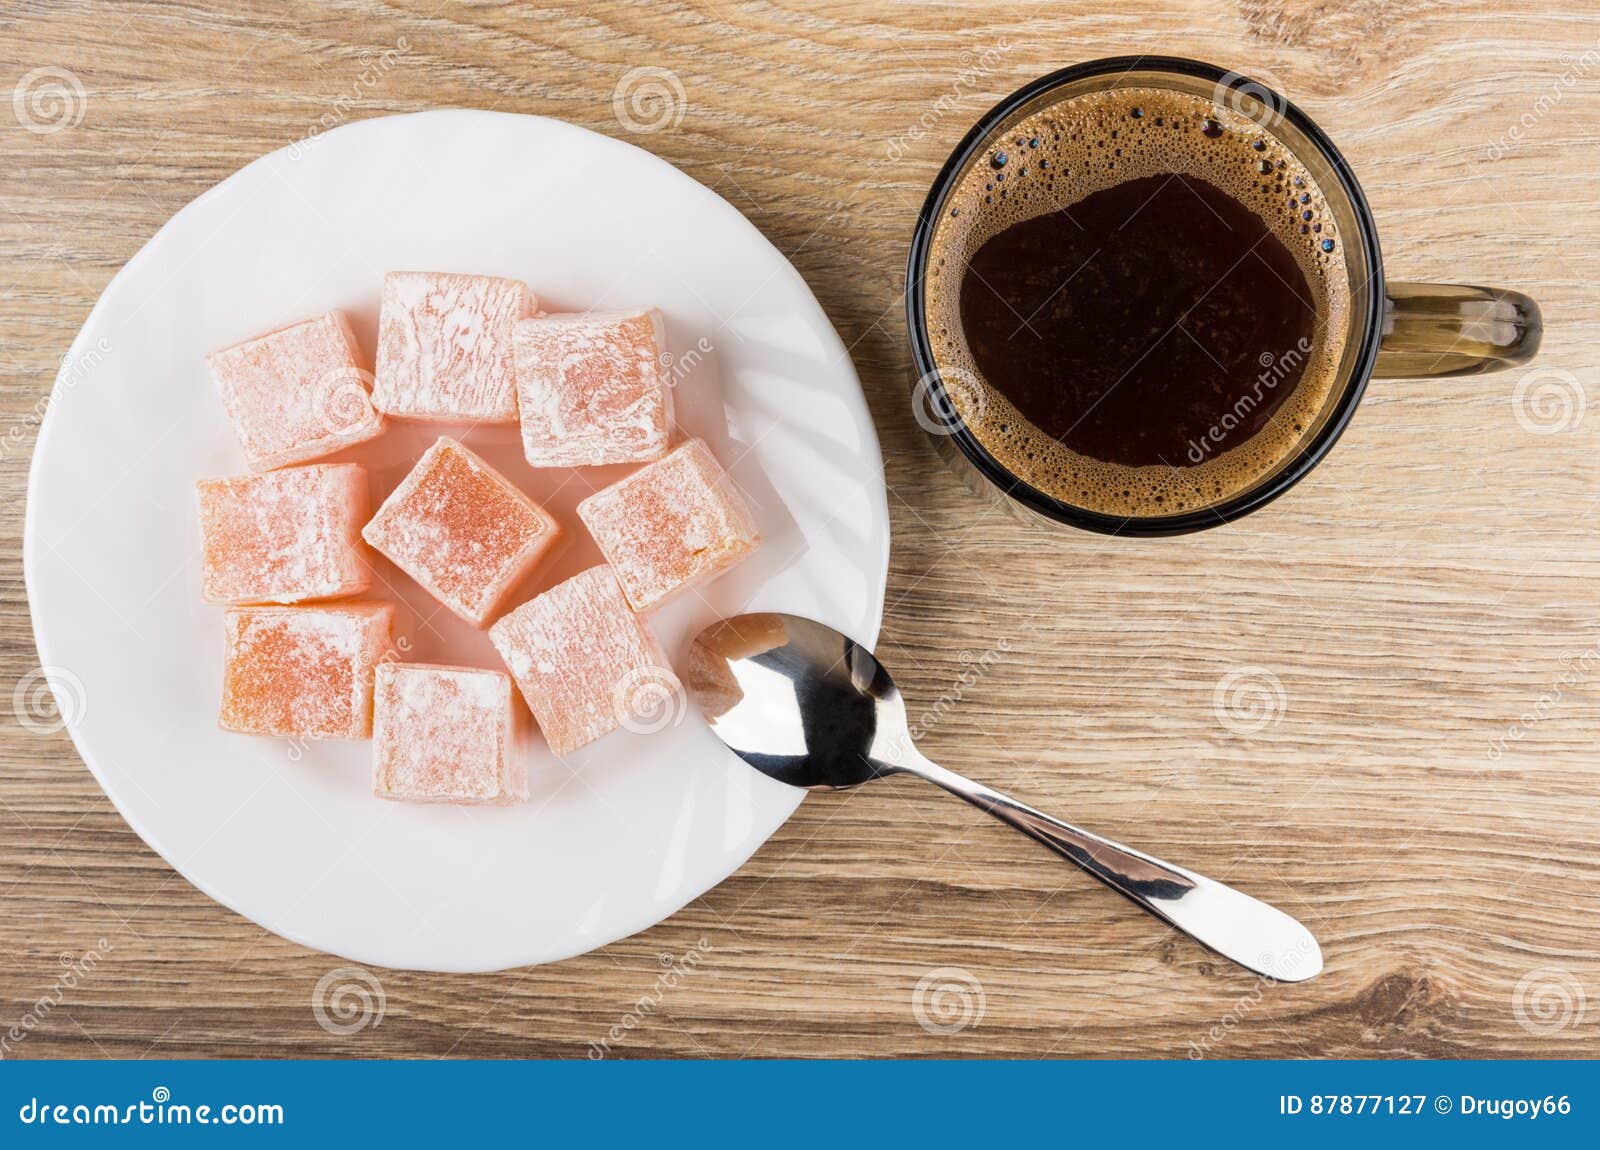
[196,464,371,605]
[362,437,561,628]
[220,602,394,739]
[372,663,528,804]
[373,271,534,422]
[490,566,681,756]
[207,310,384,472]
[577,438,760,612]
[513,309,673,466]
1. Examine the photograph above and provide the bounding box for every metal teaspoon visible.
[684,612,1322,982]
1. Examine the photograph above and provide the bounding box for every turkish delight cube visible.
[207,309,383,472]
[220,602,393,739]
[372,663,527,804]
[512,309,673,466]
[577,438,760,612]
[489,566,681,757]
[373,271,533,422]
[362,437,560,627]
[196,463,371,605]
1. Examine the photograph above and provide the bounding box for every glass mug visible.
[905,57,1542,536]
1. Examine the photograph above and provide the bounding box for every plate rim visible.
[23,107,890,971]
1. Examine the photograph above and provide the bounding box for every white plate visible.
[24,110,888,972]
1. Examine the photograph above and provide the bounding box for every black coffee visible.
[959,174,1316,469]
[923,86,1350,517]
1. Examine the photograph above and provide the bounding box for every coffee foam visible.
[923,86,1352,518]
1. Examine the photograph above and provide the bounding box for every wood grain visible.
[2,0,1597,1059]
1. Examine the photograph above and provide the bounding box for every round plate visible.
[24,110,888,973]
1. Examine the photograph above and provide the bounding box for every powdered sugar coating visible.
[373,271,533,422]
[372,663,527,804]
[489,566,679,756]
[513,309,673,466]
[197,464,371,605]
[577,438,760,612]
[362,437,561,627]
[220,602,393,739]
[207,310,384,472]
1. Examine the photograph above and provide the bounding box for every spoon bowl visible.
[686,612,905,788]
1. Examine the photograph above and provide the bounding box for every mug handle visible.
[1374,282,1542,378]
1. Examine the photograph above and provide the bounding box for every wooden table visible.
[2,1,1596,1059]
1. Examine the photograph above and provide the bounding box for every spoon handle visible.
[898,754,1322,982]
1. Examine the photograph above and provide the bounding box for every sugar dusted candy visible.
[577,438,760,612]
[220,603,393,739]
[373,271,533,422]
[207,309,383,472]
[197,464,371,605]
[513,309,673,466]
[362,437,560,628]
[372,663,527,804]
[489,566,680,757]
